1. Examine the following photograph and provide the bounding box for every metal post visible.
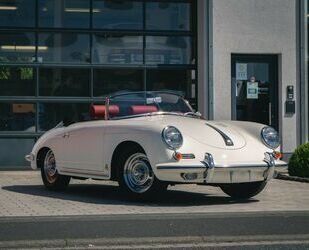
[298,0,308,144]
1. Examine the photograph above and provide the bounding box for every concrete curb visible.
[1,235,309,249]
[276,173,309,183]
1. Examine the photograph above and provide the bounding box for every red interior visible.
[90,105,120,119]
[129,105,158,115]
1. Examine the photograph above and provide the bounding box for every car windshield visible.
[107,91,194,119]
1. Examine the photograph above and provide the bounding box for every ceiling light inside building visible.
[64,8,100,13]
[1,45,48,52]
[0,6,18,10]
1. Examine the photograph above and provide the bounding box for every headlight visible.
[261,127,280,149]
[162,126,183,150]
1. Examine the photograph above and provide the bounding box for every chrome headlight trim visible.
[162,126,183,150]
[261,126,280,149]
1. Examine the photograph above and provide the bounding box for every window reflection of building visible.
[39,68,90,97]
[94,69,143,96]
[93,35,143,64]
[0,103,35,132]
[0,32,36,62]
[39,0,90,28]
[38,33,90,63]
[146,2,191,31]
[0,67,35,96]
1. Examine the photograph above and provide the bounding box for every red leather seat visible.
[90,105,120,119]
[129,105,158,115]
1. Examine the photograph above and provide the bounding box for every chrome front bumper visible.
[156,152,287,184]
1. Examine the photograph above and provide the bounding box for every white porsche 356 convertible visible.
[26,91,287,199]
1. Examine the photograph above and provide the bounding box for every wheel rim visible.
[43,150,58,183]
[123,153,154,193]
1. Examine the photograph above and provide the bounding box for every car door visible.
[60,125,107,177]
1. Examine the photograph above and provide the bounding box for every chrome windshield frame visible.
[104,91,195,120]
[110,111,201,121]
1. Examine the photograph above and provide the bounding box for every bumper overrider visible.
[156,152,287,184]
[25,153,36,169]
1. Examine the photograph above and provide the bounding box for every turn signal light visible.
[274,151,282,160]
[173,152,183,161]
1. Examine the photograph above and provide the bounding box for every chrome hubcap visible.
[44,150,57,183]
[123,153,154,193]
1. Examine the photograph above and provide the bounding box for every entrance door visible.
[231,54,278,131]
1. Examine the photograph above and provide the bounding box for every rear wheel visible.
[118,149,167,198]
[220,181,267,199]
[41,149,70,191]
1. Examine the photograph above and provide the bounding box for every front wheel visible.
[118,150,167,198]
[220,181,267,199]
[41,149,71,191]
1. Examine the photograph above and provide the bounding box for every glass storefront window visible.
[94,69,143,96]
[38,33,90,64]
[146,1,191,31]
[0,0,35,27]
[39,0,90,28]
[38,103,90,131]
[0,32,35,63]
[92,34,143,64]
[93,0,143,30]
[0,138,36,168]
[145,36,192,65]
[0,67,35,96]
[39,68,90,97]
[146,69,195,101]
[0,103,35,132]
[0,0,196,169]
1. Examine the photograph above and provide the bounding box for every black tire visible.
[117,147,167,198]
[40,149,71,191]
[220,181,267,199]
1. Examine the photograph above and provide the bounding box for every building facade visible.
[0,0,306,169]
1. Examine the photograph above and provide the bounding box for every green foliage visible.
[288,143,309,178]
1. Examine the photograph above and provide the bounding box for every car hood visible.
[148,115,247,150]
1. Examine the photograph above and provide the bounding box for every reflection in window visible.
[0,138,36,167]
[94,69,143,96]
[0,0,35,27]
[0,67,35,96]
[38,33,90,64]
[0,103,35,131]
[146,69,196,106]
[93,34,143,64]
[146,36,192,65]
[39,68,90,97]
[146,1,191,31]
[0,32,35,63]
[38,103,89,131]
[39,0,90,28]
[93,0,143,30]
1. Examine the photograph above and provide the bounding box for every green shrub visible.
[288,143,309,178]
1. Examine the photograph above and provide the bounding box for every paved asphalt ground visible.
[0,171,309,249]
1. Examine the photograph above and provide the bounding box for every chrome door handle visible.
[63,133,69,138]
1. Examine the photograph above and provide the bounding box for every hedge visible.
[288,143,309,178]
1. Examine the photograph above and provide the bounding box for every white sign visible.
[247,82,258,99]
[236,63,247,80]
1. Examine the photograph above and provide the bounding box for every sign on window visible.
[236,63,247,80]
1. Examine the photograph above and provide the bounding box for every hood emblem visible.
[205,123,234,146]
